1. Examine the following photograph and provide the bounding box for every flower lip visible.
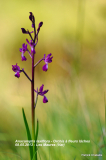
[42,63,48,72]
[15,71,20,78]
[43,96,48,103]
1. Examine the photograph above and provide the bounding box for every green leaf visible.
[35,119,39,160]
[22,108,33,160]
[32,148,38,160]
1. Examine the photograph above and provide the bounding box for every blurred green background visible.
[0,0,106,159]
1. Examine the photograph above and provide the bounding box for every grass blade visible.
[104,94,106,136]
[98,113,106,150]
[22,108,33,160]
[35,119,39,160]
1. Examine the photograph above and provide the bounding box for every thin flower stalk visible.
[20,69,32,82]
[34,58,44,68]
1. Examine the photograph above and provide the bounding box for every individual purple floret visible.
[12,63,21,78]
[26,39,36,54]
[34,84,49,103]
[42,53,53,71]
[19,43,28,61]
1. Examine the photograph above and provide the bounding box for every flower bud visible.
[37,22,43,33]
[29,12,33,21]
[21,28,28,34]
[39,22,43,28]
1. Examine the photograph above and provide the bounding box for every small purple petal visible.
[26,39,29,44]
[42,63,48,72]
[43,96,48,103]
[15,71,20,78]
[30,31,34,33]
[39,84,44,92]
[43,54,46,59]
[39,93,44,96]
[19,48,22,52]
[45,53,53,63]
[42,90,49,95]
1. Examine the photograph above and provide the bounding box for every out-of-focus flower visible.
[12,63,21,78]
[26,39,36,54]
[19,43,28,61]
[34,84,49,103]
[42,53,53,71]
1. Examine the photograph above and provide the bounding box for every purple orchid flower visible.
[42,53,53,72]
[26,39,36,54]
[34,84,49,103]
[12,63,21,78]
[19,43,28,61]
